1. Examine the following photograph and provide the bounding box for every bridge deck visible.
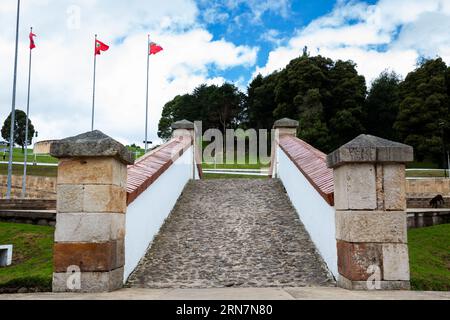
[126,179,335,289]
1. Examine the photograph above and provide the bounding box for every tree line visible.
[159,52,450,165]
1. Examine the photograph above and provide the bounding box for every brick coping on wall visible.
[126,137,200,205]
[278,135,335,206]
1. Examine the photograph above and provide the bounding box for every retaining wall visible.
[0,175,56,199]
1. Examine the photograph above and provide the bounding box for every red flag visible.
[95,39,109,55]
[149,42,163,55]
[29,32,36,50]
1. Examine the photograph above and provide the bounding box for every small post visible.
[22,26,35,198]
[144,34,150,153]
[270,118,299,178]
[6,0,21,199]
[327,135,414,290]
[50,131,134,292]
[91,35,98,131]
[172,120,195,179]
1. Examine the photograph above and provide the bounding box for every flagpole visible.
[6,0,21,199]
[91,34,97,131]
[22,27,33,198]
[145,35,150,153]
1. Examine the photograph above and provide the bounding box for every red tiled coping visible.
[126,136,201,205]
[278,135,335,206]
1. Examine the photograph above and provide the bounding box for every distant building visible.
[33,140,59,155]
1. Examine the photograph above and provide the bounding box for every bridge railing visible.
[50,121,201,293]
[125,121,201,280]
[271,119,338,278]
[272,118,414,290]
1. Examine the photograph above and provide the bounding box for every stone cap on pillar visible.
[327,134,414,168]
[273,118,299,129]
[171,119,194,130]
[50,130,135,165]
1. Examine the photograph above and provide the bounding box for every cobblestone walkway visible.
[126,179,335,289]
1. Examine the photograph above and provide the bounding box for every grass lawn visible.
[409,224,450,291]
[0,222,54,292]
[0,147,58,164]
[203,173,269,180]
[202,163,270,170]
[406,169,448,178]
[0,164,57,177]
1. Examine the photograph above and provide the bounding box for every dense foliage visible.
[158,83,245,140]
[394,58,450,163]
[1,109,35,151]
[159,55,450,164]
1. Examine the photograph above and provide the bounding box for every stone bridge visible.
[49,118,413,293]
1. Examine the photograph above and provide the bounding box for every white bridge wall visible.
[124,146,196,281]
[276,147,338,278]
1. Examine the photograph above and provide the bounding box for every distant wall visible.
[0,175,56,199]
[406,178,450,197]
[33,140,58,154]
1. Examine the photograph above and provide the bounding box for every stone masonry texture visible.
[127,179,335,289]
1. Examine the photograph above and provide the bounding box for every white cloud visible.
[255,0,450,84]
[0,0,257,146]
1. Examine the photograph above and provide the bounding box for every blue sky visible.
[199,0,340,85]
[0,0,449,146]
[198,0,379,87]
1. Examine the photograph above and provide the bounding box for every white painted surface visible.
[276,147,338,278]
[124,146,196,281]
[0,245,13,267]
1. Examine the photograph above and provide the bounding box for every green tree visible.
[246,73,279,130]
[298,89,332,151]
[327,60,367,147]
[394,58,450,163]
[364,70,401,140]
[246,54,366,152]
[1,109,35,151]
[158,83,245,139]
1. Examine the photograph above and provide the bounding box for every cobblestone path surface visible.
[126,179,335,289]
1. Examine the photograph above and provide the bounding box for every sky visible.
[0,0,449,147]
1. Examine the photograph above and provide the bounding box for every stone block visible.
[57,158,127,187]
[382,244,410,281]
[55,213,125,243]
[334,164,377,210]
[383,164,406,211]
[273,118,299,129]
[50,130,134,165]
[171,119,194,130]
[276,128,297,136]
[336,211,407,243]
[83,185,127,213]
[54,241,124,273]
[327,134,414,168]
[57,185,84,213]
[337,241,383,281]
[52,267,124,293]
[338,274,411,290]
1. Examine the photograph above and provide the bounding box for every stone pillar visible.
[273,118,299,137]
[171,119,194,139]
[50,131,134,293]
[172,120,197,179]
[327,135,413,290]
[271,118,299,178]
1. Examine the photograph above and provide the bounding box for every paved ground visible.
[1,287,449,300]
[126,179,335,289]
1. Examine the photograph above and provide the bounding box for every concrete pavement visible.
[1,287,449,300]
